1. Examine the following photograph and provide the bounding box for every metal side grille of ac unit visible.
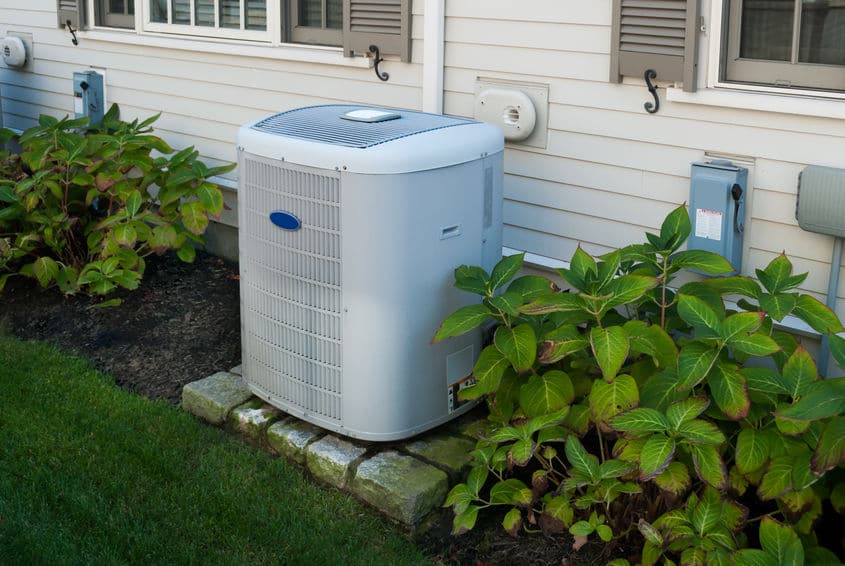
[240,154,342,423]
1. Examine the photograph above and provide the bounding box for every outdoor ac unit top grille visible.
[251,104,473,149]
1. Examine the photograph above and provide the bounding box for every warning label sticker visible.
[695,209,723,241]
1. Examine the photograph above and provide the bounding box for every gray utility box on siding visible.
[237,105,504,441]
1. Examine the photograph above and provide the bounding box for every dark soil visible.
[0,250,241,403]
[0,250,615,565]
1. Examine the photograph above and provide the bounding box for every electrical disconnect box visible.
[73,70,104,126]
[687,160,748,274]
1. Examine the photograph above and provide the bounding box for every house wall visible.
[3,1,845,320]
[0,0,425,175]
[442,0,845,318]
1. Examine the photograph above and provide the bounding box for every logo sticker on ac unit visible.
[269,211,302,231]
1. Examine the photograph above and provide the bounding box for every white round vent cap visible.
[1,36,26,68]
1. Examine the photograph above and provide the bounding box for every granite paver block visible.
[351,451,449,526]
[267,420,325,464]
[228,398,280,439]
[229,364,243,376]
[404,434,475,476]
[182,372,253,425]
[306,435,367,489]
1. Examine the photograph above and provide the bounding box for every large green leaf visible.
[677,342,720,391]
[125,190,142,217]
[454,265,489,295]
[760,293,797,322]
[489,253,524,292]
[735,428,770,474]
[486,291,522,317]
[793,294,844,335]
[590,326,629,382]
[709,362,750,420]
[113,224,138,248]
[721,312,765,343]
[654,461,691,495]
[537,325,588,364]
[489,478,533,506]
[742,366,792,397]
[830,334,845,370]
[759,516,804,566]
[671,250,734,274]
[639,434,676,480]
[494,324,537,372]
[196,183,224,217]
[507,275,557,300]
[519,292,586,316]
[639,367,686,411]
[509,439,535,466]
[443,483,474,514]
[564,247,596,292]
[565,436,600,482]
[704,275,762,299]
[519,370,574,418]
[678,294,723,331]
[733,550,778,566]
[589,374,639,425]
[677,419,725,445]
[660,204,691,252]
[434,304,491,342]
[781,345,818,399]
[775,378,845,421]
[451,504,479,535]
[666,396,710,429]
[692,488,723,536]
[730,333,781,357]
[757,457,793,500]
[611,408,669,433]
[811,416,845,474]
[625,321,678,368]
[33,256,58,288]
[689,444,727,489]
[180,200,209,235]
[471,344,510,394]
[603,275,660,310]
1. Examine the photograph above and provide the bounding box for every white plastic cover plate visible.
[340,109,401,123]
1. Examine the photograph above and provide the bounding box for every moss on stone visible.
[351,451,448,526]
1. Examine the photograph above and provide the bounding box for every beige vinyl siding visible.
[443,0,845,318]
[0,0,424,171]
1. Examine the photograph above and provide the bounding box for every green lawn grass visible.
[0,337,430,565]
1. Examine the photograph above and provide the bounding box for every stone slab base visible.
[182,370,485,530]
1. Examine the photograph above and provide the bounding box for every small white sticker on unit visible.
[74,95,83,115]
[695,208,723,241]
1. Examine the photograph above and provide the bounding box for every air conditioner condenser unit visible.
[237,105,503,441]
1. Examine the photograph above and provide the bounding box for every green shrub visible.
[0,106,234,297]
[436,205,845,564]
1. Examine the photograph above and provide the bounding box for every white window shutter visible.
[58,0,85,29]
[342,0,411,62]
[610,0,699,92]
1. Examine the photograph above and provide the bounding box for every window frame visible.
[91,0,346,47]
[721,0,845,92]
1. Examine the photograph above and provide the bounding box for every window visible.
[144,0,273,41]
[723,0,845,92]
[74,0,411,61]
[98,0,135,28]
[291,0,343,46]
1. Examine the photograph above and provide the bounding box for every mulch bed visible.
[0,249,612,565]
[0,250,241,403]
